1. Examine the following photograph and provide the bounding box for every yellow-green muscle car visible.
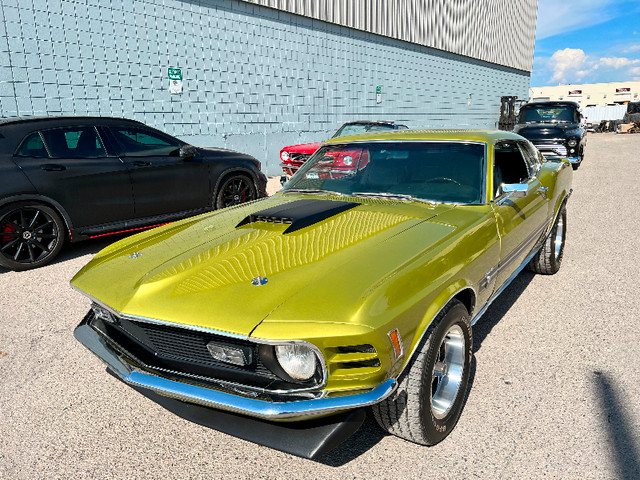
[72,130,572,458]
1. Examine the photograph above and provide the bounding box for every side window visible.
[109,127,181,156]
[518,142,541,177]
[15,132,49,158]
[40,127,107,159]
[493,142,530,197]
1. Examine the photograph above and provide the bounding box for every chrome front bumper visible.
[74,320,396,421]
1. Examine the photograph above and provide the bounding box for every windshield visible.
[283,141,485,204]
[332,123,402,138]
[518,106,577,124]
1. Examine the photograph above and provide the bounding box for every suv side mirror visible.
[179,144,197,160]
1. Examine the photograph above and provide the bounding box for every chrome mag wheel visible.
[431,324,465,419]
[554,214,565,260]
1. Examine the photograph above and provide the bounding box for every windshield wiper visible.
[351,192,437,206]
[283,188,344,196]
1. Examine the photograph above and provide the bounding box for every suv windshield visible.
[332,123,404,138]
[283,141,485,204]
[518,106,577,124]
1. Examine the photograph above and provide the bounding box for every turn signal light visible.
[388,328,403,359]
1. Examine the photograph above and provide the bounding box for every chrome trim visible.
[71,285,328,393]
[75,320,396,420]
[471,247,540,326]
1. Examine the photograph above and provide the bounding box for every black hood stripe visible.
[236,199,360,234]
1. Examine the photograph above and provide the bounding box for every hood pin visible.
[251,276,268,286]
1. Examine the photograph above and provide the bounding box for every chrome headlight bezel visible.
[280,150,290,162]
[567,138,578,147]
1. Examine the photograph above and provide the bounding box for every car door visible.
[490,140,550,289]
[103,125,209,219]
[12,127,134,228]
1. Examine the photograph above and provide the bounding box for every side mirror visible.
[179,144,197,160]
[496,183,528,205]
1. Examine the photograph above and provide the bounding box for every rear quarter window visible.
[15,132,49,158]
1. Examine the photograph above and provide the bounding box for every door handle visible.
[132,161,151,167]
[537,187,548,199]
[40,164,66,171]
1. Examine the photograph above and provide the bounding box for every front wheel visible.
[215,174,256,209]
[372,300,472,445]
[0,203,65,271]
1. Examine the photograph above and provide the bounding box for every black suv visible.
[0,116,267,270]
[514,101,586,170]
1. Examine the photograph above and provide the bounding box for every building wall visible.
[243,0,538,71]
[530,82,640,108]
[0,0,532,175]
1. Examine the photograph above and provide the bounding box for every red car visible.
[280,121,408,177]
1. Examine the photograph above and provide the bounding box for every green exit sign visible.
[168,68,182,81]
[376,86,382,94]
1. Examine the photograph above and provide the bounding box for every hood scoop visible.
[236,199,359,234]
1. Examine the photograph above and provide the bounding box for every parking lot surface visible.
[1,133,639,479]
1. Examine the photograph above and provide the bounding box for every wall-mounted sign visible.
[568,90,582,95]
[168,67,183,94]
[616,87,630,93]
[376,85,382,104]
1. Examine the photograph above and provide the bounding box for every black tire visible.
[572,164,579,170]
[215,174,256,209]
[526,204,566,274]
[372,300,472,445]
[0,203,65,271]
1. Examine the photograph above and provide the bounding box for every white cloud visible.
[624,44,640,53]
[546,50,640,83]
[549,48,591,83]
[599,57,640,68]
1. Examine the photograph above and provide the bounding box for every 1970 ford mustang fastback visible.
[72,130,572,458]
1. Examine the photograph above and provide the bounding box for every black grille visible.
[289,153,311,163]
[122,320,275,378]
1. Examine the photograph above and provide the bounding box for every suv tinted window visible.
[109,127,181,156]
[40,127,106,158]
[16,132,48,158]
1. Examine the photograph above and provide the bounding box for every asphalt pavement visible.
[1,133,639,479]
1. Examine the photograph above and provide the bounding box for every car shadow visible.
[593,371,640,479]
[317,270,536,467]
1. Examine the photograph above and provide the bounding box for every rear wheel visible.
[0,203,65,271]
[527,204,566,274]
[372,300,472,445]
[215,174,256,209]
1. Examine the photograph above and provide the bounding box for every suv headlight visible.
[275,344,317,380]
[567,138,578,147]
[280,150,290,162]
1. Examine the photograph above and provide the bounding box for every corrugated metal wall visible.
[241,0,537,72]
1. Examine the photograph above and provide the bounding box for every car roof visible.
[324,129,524,145]
[0,116,145,128]
[342,120,400,126]
[522,101,580,108]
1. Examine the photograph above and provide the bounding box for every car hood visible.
[282,142,323,155]
[71,196,458,337]
[513,123,579,140]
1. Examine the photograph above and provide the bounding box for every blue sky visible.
[531,0,640,86]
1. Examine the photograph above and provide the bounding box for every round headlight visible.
[343,155,353,166]
[567,138,578,147]
[275,344,317,380]
[280,150,290,162]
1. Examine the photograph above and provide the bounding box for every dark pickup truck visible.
[514,101,586,170]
